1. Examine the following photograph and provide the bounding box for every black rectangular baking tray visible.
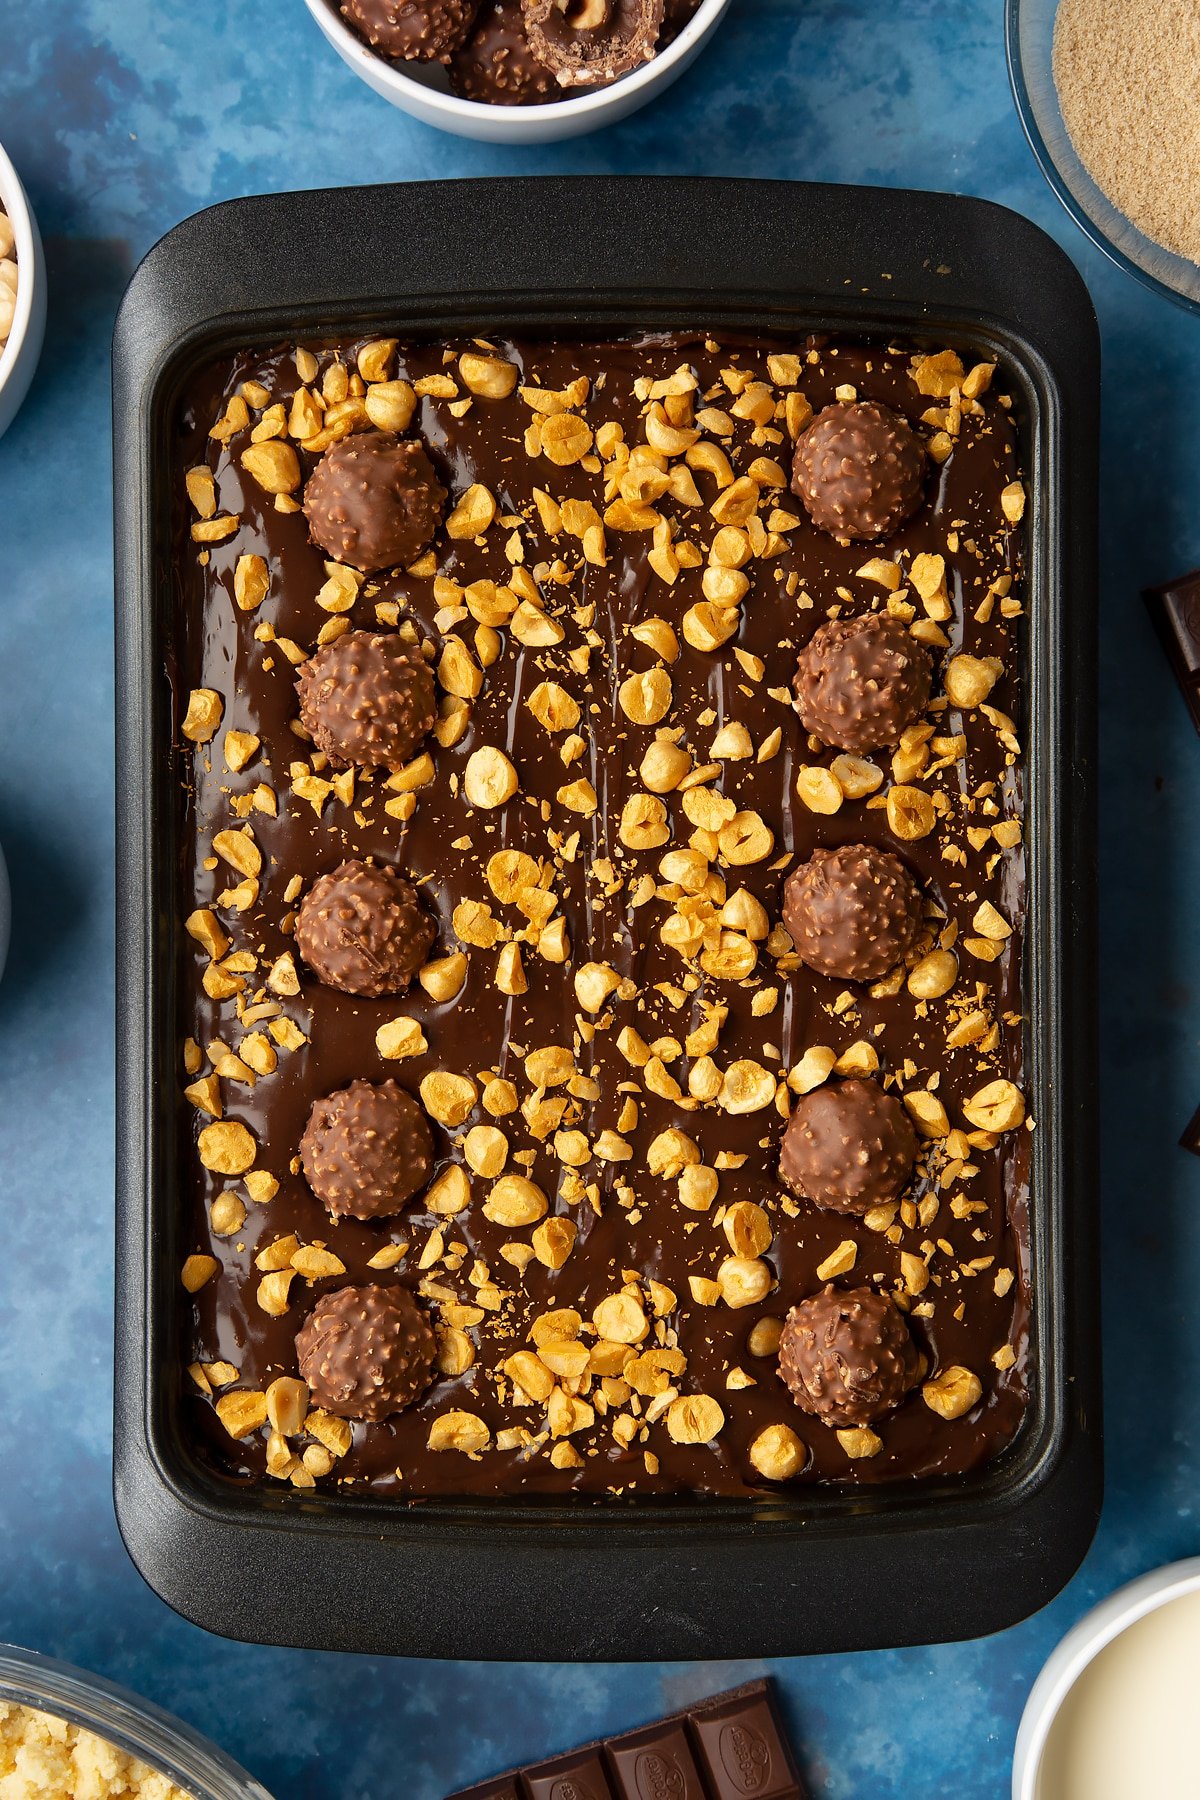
[113,175,1101,1660]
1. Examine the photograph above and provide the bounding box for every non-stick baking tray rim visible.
[113,176,1100,1659]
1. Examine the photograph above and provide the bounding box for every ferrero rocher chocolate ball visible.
[661,0,702,41]
[296,860,436,998]
[778,1284,922,1427]
[794,612,932,752]
[780,1078,917,1215]
[451,0,558,101]
[303,431,446,572]
[783,842,924,982]
[296,1284,437,1421]
[300,1079,434,1221]
[792,400,926,541]
[522,0,665,86]
[340,0,481,60]
[295,630,437,772]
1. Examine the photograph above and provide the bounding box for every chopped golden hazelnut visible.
[459,352,518,399]
[922,1365,983,1419]
[265,1376,309,1437]
[532,1216,577,1269]
[463,746,518,809]
[182,688,222,744]
[1000,481,1026,523]
[746,1317,784,1358]
[717,1256,773,1308]
[815,1239,858,1281]
[719,1060,777,1115]
[419,952,468,1003]
[907,950,957,999]
[419,1071,479,1127]
[436,1327,476,1377]
[749,1422,806,1481]
[376,1017,428,1061]
[722,1200,772,1258]
[197,1120,256,1175]
[593,1292,649,1345]
[425,1165,471,1217]
[945,652,1002,709]
[962,1080,1025,1133]
[619,667,673,726]
[181,1253,219,1293]
[836,1427,883,1459]
[484,1175,549,1228]
[887,784,937,841]
[788,1045,836,1094]
[428,1411,491,1453]
[666,1394,725,1444]
[795,764,843,815]
[241,440,300,495]
[215,1390,268,1440]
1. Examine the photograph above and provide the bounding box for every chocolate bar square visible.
[687,1693,804,1800]
[605,1720,708,1800]
[523,1749,617,1800]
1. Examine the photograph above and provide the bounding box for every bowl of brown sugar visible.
[1006,0,1200,313]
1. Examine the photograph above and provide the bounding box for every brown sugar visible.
[1053,0,1200,267]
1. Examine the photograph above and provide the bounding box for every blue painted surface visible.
[0,2,1197,1795]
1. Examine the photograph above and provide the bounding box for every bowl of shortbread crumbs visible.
[0,1648,273,1800]
[1006,0,1200,314]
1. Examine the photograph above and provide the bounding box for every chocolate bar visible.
[1145,569,1200,736]
[1180,1099,1200,1158]
[443,1680,807,1800]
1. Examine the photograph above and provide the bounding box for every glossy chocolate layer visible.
[174,328,1030,1499]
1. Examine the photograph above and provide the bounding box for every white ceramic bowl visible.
[303,0,731,142]
[0,140,46,441]
[1013,1558,1200,1798]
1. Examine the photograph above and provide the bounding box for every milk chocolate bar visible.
[444,1680,807,1800]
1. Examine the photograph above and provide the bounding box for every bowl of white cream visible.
[1014,1559,1200,1800]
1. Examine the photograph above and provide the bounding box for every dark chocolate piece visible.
[303,431,446,572]
[792,399,926,540]
[339,0,482,60]
[660,0,702,42]
[295,1282,437,1420]
[451,0,559,102]
[1180,1099,1200,1157]
[299,1078,434,1220]
[606,1722,707,1800]
[778,1285,922,1428]
[296,859,436,997]
[295,629,437,771]
[447,1786,523,1800]
[793,610,932,752]
[687,1690,803,1800]
[443,1682,806,1800]
[524,1751,616,1800]
[779,1077,917,1215]
[522,0,664,88]
[782,841,925,982]
[1144,569,1200,737]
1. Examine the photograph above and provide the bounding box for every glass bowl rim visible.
[0,1644,274,1800]
[1004,0,1200,318]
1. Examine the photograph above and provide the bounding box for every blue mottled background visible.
[1,2,1198,1795]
